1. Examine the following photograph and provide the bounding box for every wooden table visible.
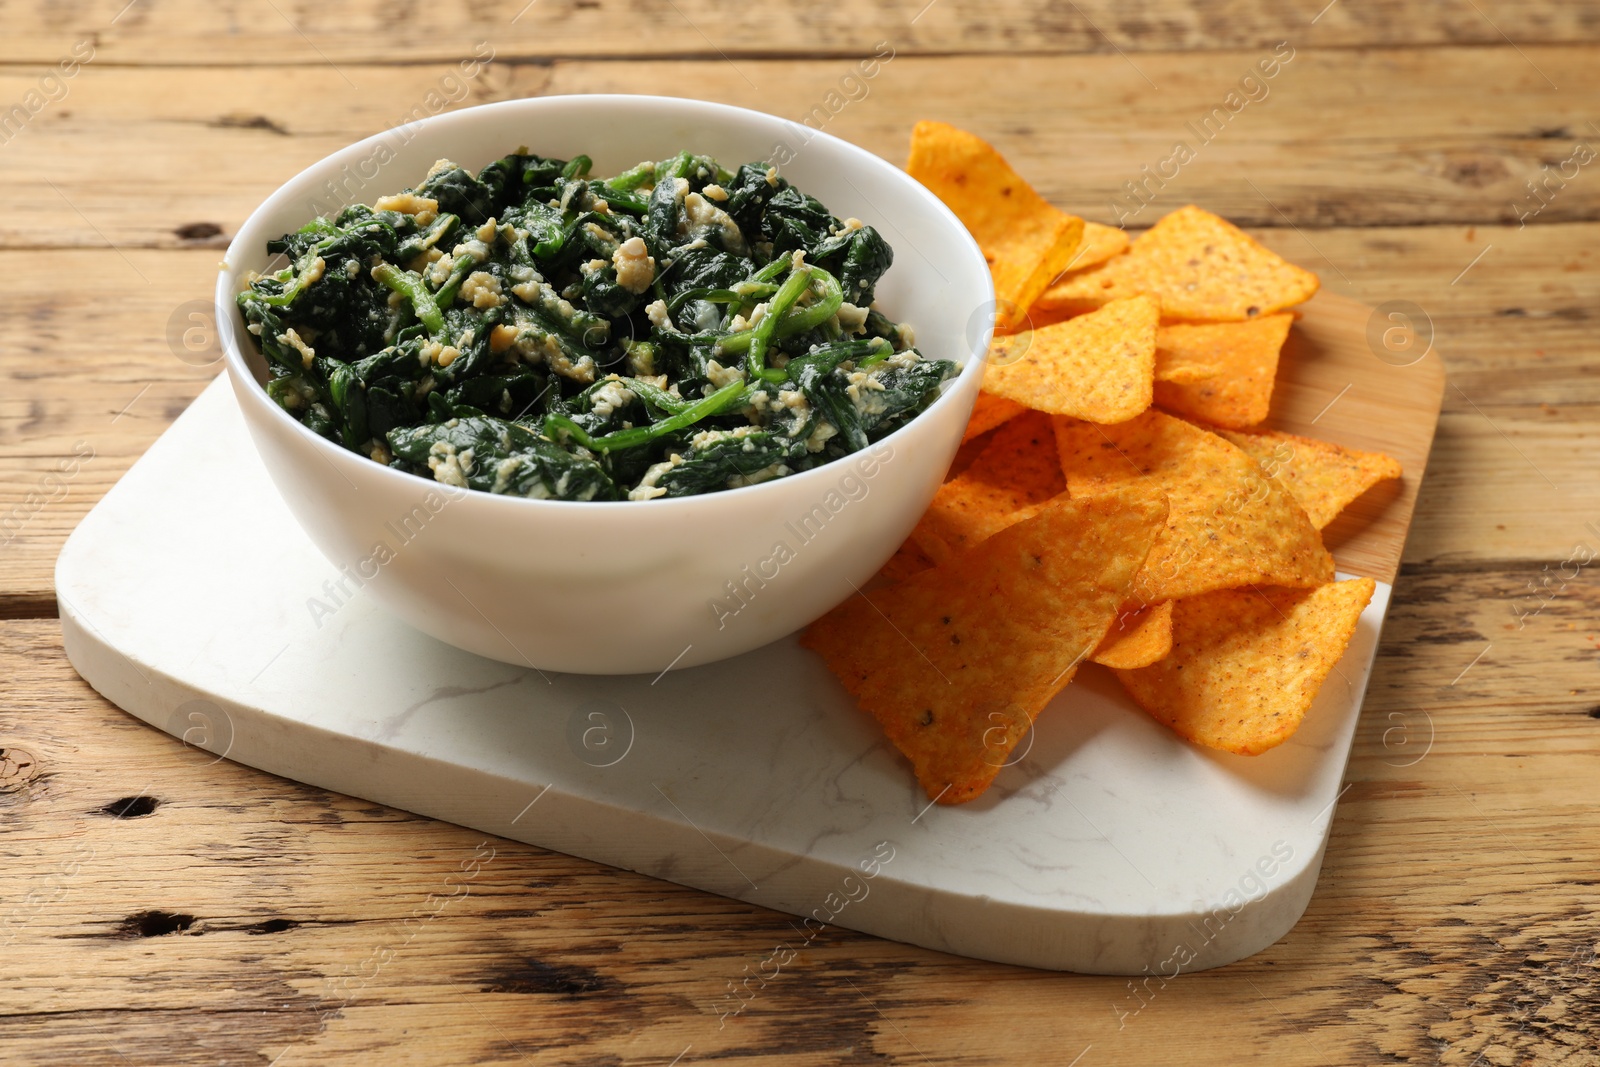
[4,3,1597,1063]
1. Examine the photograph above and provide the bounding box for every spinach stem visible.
[371,263,444,335]
[718,264,844,367]
[256,235,339,308]
[546,380,746,452]
[604,161,656,193]
[745,265,814,383]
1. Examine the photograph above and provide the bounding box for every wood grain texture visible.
[4,46,1600,254]
[6,7,1600,1063]
[0,250,220,610]
[7,214,1595,604]
[3,0,1598,65]
[1260,291,1445,585]
[538,47,1600,229]
[3,582,1597,1065]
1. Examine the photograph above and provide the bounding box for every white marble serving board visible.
[57,378,1390,974]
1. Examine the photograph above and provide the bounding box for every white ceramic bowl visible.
[217,95,993,674]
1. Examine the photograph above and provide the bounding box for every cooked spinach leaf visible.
[238,148,955,501]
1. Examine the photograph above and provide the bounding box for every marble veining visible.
[56,379,1392,973]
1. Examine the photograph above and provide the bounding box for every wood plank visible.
[1407,408,1600,566]
[1369,560,1600,721]
[2,0,1596,66]
[4,46,1600,252]
[1298,223,1600,408]
[6,13,1596,1064]
[3,561,1597,1063]
[0,250,220,613]
[542,47,1600,229]
[6,214,1599,606]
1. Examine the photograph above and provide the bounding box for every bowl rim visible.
[216,93,996,512]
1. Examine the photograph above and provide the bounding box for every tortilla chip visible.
[907,121,1084,330]
[802,486,1169,803]
[912,411,1066,562]
[963,391,1028,442]
[872,536,935,588]
[1215,428,1403,529]
[1053,409,1334,604]
[1152,314,1293,429]
[1035,205,1319,322]
[1060,220,1130,273]
[1091,600,1174,669]
[1114,579,1376,754]
[984,295,1157,423]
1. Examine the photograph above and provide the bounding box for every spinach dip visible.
[237,150,956,501]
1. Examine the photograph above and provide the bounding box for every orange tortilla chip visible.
[870,536,935,590]
[1215,428,1403,529]
[912,411,1066,562]
[1114,579,1376,754]
[1053,409,1335,604]
[1091,600,1174,669]
[907,121,1084,330]
[1152,314,1293,429]
[1036,205,1319,322]
[1060,220,1130,274]
[963,391,1028,442]
[802,486,1169,804]
[984,295,1157,423]
[946,428,991,480]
